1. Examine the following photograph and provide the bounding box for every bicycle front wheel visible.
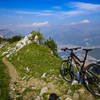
[60,60,74,82]
[84,63,100,97]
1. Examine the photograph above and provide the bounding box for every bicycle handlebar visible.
[61,47,81,51]
[61,47,93,52]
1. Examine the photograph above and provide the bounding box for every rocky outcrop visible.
[1,33,39,57]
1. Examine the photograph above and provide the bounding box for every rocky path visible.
[2,57,97,100]
[2,57,60,99]
[2,57,19,82]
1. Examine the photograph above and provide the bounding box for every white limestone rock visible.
[41,73,46,78]
[40,87,48,96]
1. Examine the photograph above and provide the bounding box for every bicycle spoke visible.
[61,61,74,82]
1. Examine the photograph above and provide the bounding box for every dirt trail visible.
[2,57,19,82]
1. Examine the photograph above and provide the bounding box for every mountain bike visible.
[60,47,100,97]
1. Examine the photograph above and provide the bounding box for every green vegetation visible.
[9,43,61,78]
[0,57,11,100]
[44,37,58,56]
[0,35,23,44]
[30,30,45,44]
[7,35,23,43]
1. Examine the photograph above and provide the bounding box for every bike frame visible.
[69,50,88,71]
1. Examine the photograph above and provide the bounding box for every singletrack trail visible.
[2,57,19,82]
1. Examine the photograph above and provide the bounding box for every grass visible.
[0,57,11,100]
[5,43,100,99]
[9,43,61,78]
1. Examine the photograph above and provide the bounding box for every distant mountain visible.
[0,29,15,38]
[42,23,100,46]
[89,48,100,60]
[0,29,22,38]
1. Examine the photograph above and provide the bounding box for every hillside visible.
[3,43,98,100]
[0,33,100,99]
[9,43,61,78]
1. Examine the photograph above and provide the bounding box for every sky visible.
[0,0,100,46]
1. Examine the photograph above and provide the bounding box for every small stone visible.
[67,89,72,95]
[35,96,41,100]
[22,76,26,80]
[72,93,79,100]
[26,67,30,72]
[58,74,62,78]
[78,88,85,94]
[41,73,46,78]
[65,97,72,100]
[40,87,48,96]
[21,88,26,92]
[2,52,8,56]
[71,80,78,85]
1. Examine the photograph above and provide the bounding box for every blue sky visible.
[0,0,100,46]
[0,0,100,27]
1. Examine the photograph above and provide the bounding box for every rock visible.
[65,97,72,100]
[51,51,53,55]
[21,88,26,93]
[26,67,30,72]
[58,74,62,78]
[22,76,26,80]
[67,89,72,95]
[35,96,41,100]
[40,87,48,96]
[78,88,85,94]
[34,35,39,44]
[27,40,32,44]
[72,93,79,100]
[2,51,8,56]
[3,33,40,58]
[6,53,12,58]
[41,73,46,78]
[71,80,78,85]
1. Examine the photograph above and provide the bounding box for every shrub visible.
[7,35,23,43]
[44,37,58,56]
[30,30,45,44]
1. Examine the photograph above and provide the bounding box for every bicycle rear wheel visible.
[60,60,74,82]
[84,63,100,96]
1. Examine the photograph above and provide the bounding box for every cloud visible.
[15,10,53,16]
[62,2,100,17]
[62,10,83,16]
[70,2,100,11]
[70,19,90,25]
[17,21,49,27]
[32,21,48,27]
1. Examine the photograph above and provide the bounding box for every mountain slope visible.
[9,43,61,78]
[89,48,100,60]
[5,43,99,100]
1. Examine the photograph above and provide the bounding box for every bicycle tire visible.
[60,60,74,82]
[84,63,100,97]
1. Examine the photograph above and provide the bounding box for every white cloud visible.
[70,19,90,25]
[62,2,100,17]
[15,10,53,16]
[32,21,48,27]
[62,10,83,16]
[80,19,90,24]
[70,2,100,10]
[17,21,49,27]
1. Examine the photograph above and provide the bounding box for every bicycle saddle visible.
[83,48,93,52]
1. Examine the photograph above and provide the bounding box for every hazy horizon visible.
[0,0,100,46]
